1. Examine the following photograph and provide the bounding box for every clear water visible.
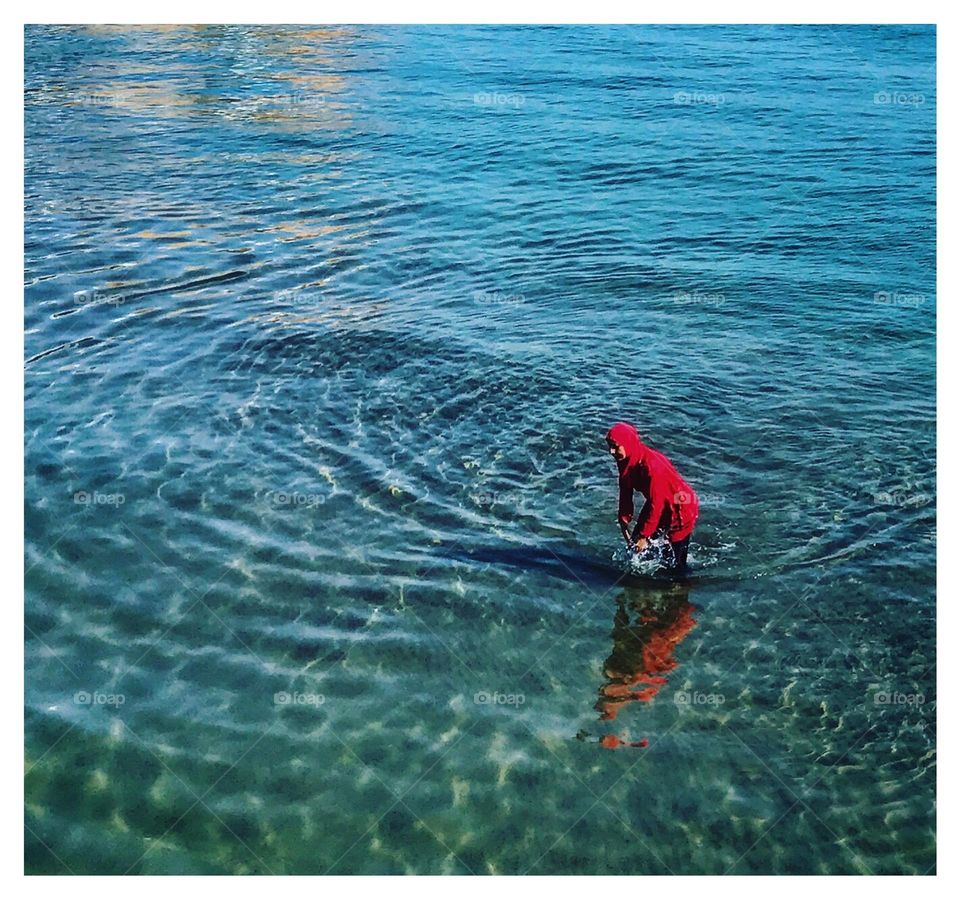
[24,25,935,874]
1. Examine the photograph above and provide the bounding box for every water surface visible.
[25,24,935,874]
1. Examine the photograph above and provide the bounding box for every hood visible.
[606,421,645,475]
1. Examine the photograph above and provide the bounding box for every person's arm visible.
[617,477,633,546]
[630,499,654,551]
[630,470,670,550]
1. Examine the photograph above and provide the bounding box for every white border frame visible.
[7,3,949,892]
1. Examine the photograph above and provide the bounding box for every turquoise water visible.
[25,25,935,874]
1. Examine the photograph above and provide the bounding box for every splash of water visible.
[610,536,671,576]
[611,536,727,576]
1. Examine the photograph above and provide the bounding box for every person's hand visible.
[633,537,648,553]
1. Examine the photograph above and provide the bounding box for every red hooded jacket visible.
[607,422,699,542]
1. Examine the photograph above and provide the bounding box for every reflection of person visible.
[593,584,697,748]
[605,422,699,573]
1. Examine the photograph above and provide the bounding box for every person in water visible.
[605,422,699,573]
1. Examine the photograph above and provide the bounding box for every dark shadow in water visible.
[577,580,698,750]
[439,539,672,590]
[437,539,740,591]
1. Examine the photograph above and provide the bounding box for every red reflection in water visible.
[600,734,649,749]
[595,585,697,749]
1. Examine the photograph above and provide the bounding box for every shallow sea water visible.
[25,25,935,874]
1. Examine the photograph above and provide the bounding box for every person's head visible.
[605,422,643,468]
[606,436,627,461]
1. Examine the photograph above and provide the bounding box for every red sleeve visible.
[635,469,671,538]
[617,476,633,525]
